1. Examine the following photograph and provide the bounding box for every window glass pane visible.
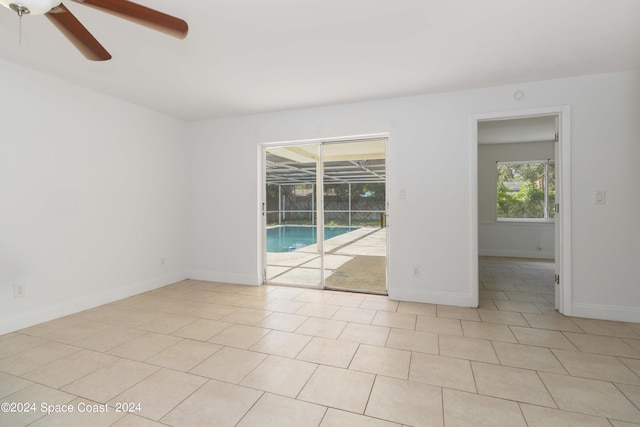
[497,162,552,220]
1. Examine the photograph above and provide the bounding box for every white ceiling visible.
[1,0,639,122]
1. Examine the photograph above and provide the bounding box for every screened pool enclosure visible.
[265,182,386,227]
[263,138,388,293]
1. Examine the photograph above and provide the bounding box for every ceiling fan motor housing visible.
[1,0,62,15]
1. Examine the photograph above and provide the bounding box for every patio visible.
[266,227,387,292]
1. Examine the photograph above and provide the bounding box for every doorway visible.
[471,107,572,315]
[262,137,388,293]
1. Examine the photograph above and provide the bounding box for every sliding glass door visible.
[264,144,323,287]
[263,138,387,293]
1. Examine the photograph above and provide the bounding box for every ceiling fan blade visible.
[70,0,188,39]
[46,4,112,61]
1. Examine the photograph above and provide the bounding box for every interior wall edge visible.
[388,289,474,308]
[0,272,188,335]
[571,303,640,323]
[478,250,554,260]
[186,270,260,287]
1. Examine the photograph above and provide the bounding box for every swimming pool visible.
[266,225,359,252]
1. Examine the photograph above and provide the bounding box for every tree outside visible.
[497,162,555,219]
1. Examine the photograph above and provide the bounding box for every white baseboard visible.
[388,287,474,307]
[571,303,640,323]
[186,269,260,286]
[0,272,187,336]
[479,249,554,260]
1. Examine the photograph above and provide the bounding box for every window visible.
[497,160,555,220]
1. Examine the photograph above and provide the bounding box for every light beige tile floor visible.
[2,257,640,426]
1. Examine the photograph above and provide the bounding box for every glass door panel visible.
[321,139,387,293]
[264,144,323,287]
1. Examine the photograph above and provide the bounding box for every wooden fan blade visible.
[70,0,188,39]
[46,4,112,61]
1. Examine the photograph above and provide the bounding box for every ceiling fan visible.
[0,0,188,61]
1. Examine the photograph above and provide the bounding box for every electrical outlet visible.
[412,265,421,277]
[13,284,25,299]
[593,191,606,205]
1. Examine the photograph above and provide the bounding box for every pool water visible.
[267,225,359,252]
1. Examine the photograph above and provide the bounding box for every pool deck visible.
[266,227,387,292]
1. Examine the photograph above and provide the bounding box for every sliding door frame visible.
[260,133,390,291]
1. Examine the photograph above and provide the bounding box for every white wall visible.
[478,222,555,259]
[0,59,189,334]
[188,69,640,322]
[478,141,555,259]
[2,63,638,333]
